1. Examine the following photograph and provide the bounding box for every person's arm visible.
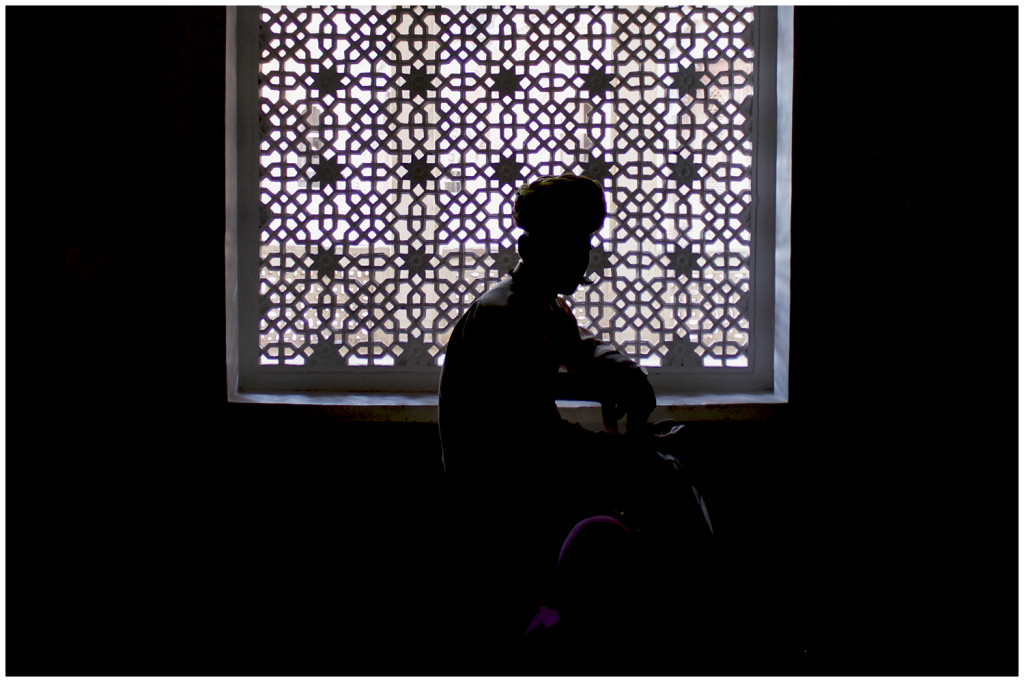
[556,298,656,432]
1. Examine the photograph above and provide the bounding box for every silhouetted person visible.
[438,173,712,669]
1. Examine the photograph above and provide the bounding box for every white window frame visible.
[226,6,792,418]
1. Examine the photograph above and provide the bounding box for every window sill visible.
[230,391,787,424]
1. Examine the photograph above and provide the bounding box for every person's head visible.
[513,173,606,295]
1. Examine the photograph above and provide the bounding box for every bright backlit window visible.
[227,5,791,397]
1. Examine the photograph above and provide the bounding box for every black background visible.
[6,6,1018,675]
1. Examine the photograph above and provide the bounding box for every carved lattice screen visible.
[258,5,758,371]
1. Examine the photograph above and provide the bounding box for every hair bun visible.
[513,173,606,238]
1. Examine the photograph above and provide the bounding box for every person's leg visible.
[549,516,642,648]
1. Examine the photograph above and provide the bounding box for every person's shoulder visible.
[460,277,524,337]
[475,276,515,309]
[446,278,518,351]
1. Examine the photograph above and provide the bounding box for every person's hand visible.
[610,366,655,433]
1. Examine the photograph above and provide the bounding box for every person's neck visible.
[511,262,559,301]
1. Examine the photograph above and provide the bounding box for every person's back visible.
[439,274,618,490]
[438,275,564,488]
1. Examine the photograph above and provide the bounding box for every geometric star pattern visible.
[258,6,758,369]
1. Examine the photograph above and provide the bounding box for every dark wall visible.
[7,6,1017,675]
[789,8,1018,675]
